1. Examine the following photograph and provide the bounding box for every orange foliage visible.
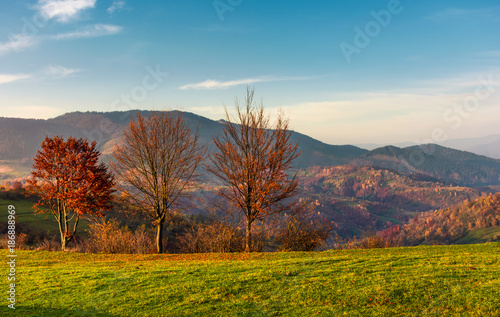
[27,136,115,250]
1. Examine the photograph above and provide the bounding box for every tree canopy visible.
[27,136,115,250]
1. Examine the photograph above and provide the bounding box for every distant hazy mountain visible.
[0,110,367,176]
[356,144,500,186]
[1,111,499,186]
[354,142,415,151]
[439,135,500,160]
[356,134,500,159]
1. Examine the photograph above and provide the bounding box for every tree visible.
[27,136,115,251]
[111,111,206,253]
[207,89,301,252]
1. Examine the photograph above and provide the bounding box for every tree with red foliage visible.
[207,89,301,252]
[27,136,115,251]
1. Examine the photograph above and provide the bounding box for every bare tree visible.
[207,89,301,252]
[111,111,205,253]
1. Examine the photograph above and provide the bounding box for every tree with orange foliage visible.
[27,136,115,251]
[112,111,206,253]
[207,89,301,252]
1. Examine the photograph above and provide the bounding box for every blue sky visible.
[0,0,499,145]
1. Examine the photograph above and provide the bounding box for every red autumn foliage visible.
[27,136,115,250]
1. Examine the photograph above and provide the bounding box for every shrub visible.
[81,219,156,254]
[177,221,244,253]
[35,236,60,251]
[0,232,28,250]
[276,202,333,251]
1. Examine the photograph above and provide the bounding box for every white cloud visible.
[52,24,122,40]
[0,35,38,56]
[0,74,31,85]
[180,76,309,90]
[37,0,96,23]
[107,1,126,15]
[43,65,81,78]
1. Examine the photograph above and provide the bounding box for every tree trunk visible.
[61,232,66,251]
[57,198,66,251]
[245,217,252,252]
[156,218,165,253]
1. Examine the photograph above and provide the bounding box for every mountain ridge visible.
[1,110,499,186]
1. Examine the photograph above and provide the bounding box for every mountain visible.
[356,134,500,159]
[0,110,367,179]
[440,134,500,160]
[355,144,500,186]
[1,111,500,186]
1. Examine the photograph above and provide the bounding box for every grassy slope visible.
[456,226,500,244]
[1,243,499,316]
[0,199,92,239]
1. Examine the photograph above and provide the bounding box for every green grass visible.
[456,227,500,244]
[0,198,92,238]
[1,243,499,316]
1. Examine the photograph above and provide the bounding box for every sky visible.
[0,0,499,146]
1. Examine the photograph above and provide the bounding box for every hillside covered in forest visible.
[379,192,500,246]
[297,165,491,236]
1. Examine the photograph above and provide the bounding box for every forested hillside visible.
[297,165,489,236]
[380,192,500,246]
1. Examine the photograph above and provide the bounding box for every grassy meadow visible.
[1,243,499,316]
[0,198,92,240]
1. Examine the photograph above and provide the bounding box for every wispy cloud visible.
[413,69,500,94]
[425,7,495,20]
[52,24,122,40]
[0,24,121,56]
[107,1,126,15]
[37,0,96,23]
[180,76,310,90]
[426,8,469,20]
[0,74,31,85]
[43,65,81,78]
[0,35,38,56]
